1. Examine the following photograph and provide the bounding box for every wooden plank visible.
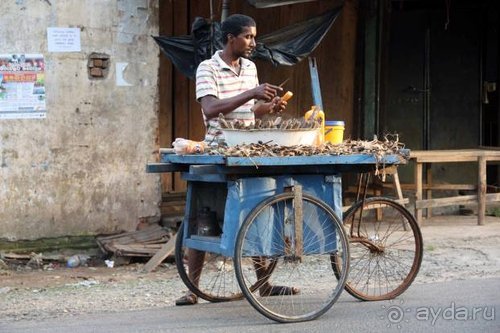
[389,184,477,191]
[97,225,167,244]
[161,200,186,207]
[478,156,487,225]
[415,162,423,225]
[142,233,177,273]
[415,193,500,209]
[330,0,358,139]
[162,191,187,202]
[158,1,174,193]
[113,243,163,255]
[412,155,479,163]
[160,205,185,216]
[171,0,190,194]
[294,185,303,258]
[416,194,477,209]
[139,238,171,245]
[393,170,404,201]
[410,149,500,163]
[343,199,409,213]
[483,151,500,160]
[426,165,433,218]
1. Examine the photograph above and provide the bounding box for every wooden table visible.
[410,149,500,225]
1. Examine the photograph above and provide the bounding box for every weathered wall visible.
[0,0,161,240]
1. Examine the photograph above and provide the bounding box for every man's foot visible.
[175,292,198,306]
[259,285,300,297]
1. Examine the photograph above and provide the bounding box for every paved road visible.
[2,278,499,333]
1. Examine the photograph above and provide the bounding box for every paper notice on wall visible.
[47,27,81,52]
[0,54,46,119]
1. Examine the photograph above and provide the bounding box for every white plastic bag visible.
[172,138,206,155]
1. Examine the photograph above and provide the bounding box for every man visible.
[196,14,287,143]
[175,14,298,306]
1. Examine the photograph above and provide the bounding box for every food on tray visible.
[217,113,320,130]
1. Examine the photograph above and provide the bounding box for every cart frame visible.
[147,149,419,322]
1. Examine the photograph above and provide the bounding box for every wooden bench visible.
[410,149,500,225]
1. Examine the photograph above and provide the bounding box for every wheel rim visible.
[235,193,349,323]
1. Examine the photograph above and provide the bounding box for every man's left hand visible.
[270,96,287,114]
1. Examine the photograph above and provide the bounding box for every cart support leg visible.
[294,185,304,259]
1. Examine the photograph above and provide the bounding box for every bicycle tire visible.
[234,192,350,323]
[175,221,276,302]
[332,197,423,301]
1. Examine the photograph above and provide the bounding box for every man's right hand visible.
[254,83,283,101]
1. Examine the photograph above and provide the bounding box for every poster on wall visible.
[0,54,46,119]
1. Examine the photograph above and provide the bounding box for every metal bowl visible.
[221,128,320,146]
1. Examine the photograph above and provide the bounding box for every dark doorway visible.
[382,1,499,186]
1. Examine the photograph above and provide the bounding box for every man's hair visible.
[221,14,256,44]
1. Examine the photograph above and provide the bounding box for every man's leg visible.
[187,248,205,285]
[176,248,205,306]
[253,257,299,297]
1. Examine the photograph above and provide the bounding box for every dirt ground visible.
[1,215,500,322]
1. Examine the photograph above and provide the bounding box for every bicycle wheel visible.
[333,197,423,301]
[175,221,276,302]
[234,192,350,323]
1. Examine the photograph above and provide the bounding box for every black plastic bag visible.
[153,6,342,80]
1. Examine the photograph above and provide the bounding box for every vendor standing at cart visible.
[196,14,287,143]
[175,13,298,306]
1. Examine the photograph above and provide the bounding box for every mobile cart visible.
[147,149,422,323]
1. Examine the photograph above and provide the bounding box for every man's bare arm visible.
[200,83,283,120]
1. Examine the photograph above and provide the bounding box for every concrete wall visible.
[0,0,161,240]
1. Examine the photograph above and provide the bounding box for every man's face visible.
[230,26,257,59]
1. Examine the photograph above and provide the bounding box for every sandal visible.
[260,285,300,297]
[175,292,198,306]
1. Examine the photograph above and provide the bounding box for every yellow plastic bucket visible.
[324,120,345,144]
[304,106,325,145]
